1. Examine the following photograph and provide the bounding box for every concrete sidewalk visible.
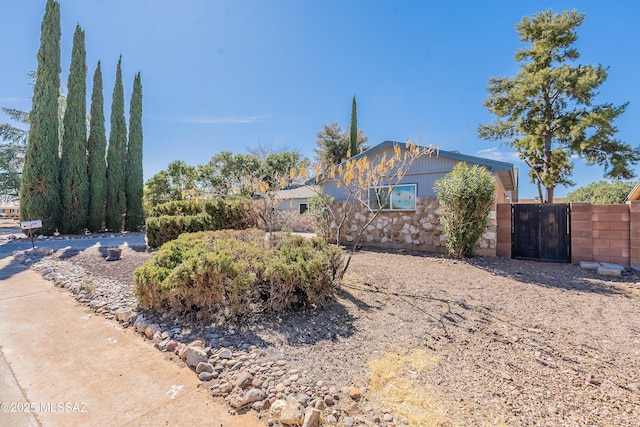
[0,257,263,427]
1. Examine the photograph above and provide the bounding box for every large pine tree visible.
[105,56,127,231]
[125,72,144,231]
[59,25,89,234]
[19,0,61,235]
[87,61,107,231]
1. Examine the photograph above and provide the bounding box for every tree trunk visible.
[546,186,555,204]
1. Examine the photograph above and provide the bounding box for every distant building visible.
[0,200,20,217]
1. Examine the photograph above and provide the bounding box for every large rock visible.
[230,388,264,408]
[235,371,254,388]
[301,407,321,427]
[185,346,208,368]
[278,397,305,425]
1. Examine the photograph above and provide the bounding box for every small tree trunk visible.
[546,186,555,204]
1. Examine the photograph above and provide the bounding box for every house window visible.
[299,203,308,215]
[369,184,416,210]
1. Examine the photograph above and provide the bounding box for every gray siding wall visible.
[322,148,460,201]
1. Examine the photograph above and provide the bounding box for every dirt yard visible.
[65,245,640,426]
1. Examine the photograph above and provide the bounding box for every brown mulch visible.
[63,245,640,426]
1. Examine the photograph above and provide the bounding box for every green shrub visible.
[145,214,210,248]
[134,229,343,319]
[307,193,334,240]
[203,198,256,230]
[434,163,495,258]
[145,198,257,248]
[148,200,203,217]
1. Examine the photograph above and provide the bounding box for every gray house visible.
[311,141,518,255]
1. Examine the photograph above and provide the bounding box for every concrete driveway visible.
[0,256,263,427]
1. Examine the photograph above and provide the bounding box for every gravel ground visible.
[55,244,640,426]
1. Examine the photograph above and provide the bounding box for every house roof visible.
[309,140,518,192]
[275,185,320,200]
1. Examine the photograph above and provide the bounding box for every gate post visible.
[629,201,640,268]
[496,204,512,258]
[570,203,593,263]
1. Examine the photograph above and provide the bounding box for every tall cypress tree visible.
[60,25,89,234]
[349,95,357,158]
[87,61,107,231]
[125,72,144,231]
[105,56,127,231]
[19,0,61,235]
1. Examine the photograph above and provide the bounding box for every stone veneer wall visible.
[273,209,316,233]
[329,197,498,256]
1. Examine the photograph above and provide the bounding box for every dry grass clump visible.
[368,346,452,427]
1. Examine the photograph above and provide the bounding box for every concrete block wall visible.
[570,203,631,266]
[629,202,640,267]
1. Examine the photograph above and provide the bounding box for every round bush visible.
[134,229,343,320]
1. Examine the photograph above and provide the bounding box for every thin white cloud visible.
[159,115,267,124]
[476,147,521,163]
[0,97,28,104]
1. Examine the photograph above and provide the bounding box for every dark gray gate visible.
[512,204,571,262]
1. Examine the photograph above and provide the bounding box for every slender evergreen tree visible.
[105,56,127,231]
[349,95,357,157]
[19,0,61,235]
[125,72,144,231]
[60,25,89,234]
[87,61,107,231]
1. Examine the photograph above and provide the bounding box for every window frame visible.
[368,183,417,211]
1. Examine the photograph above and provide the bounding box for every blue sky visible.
[1,0,639,199]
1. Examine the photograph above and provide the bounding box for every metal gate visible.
[512,204,571,262]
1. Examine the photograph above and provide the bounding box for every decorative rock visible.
[323,395,334,406]
[115,309,136,323]
[231,388,264,408]
[276,383,286,393]
[196,362,214,374]
[347,386,362,400]
[277,397,305,425]
[297,393,310,406]
[235,371,254,388]
[344,401,360,415]
[269,399,287,418]
[325,414,338,423]
[198,372,215,381]
[218,348,233,359]
[165,340,178,352]
[343,416,355,427]
[383,413,394,422]
[185,346,208,368]
[301,406,321,427]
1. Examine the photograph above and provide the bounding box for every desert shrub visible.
[134,229,343,320]
[307,193,334,241]
[434,162,495,258]
[145,198,258,248]
[145,214,211,248]
[203,198,257,230]
[148,200,203,217]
